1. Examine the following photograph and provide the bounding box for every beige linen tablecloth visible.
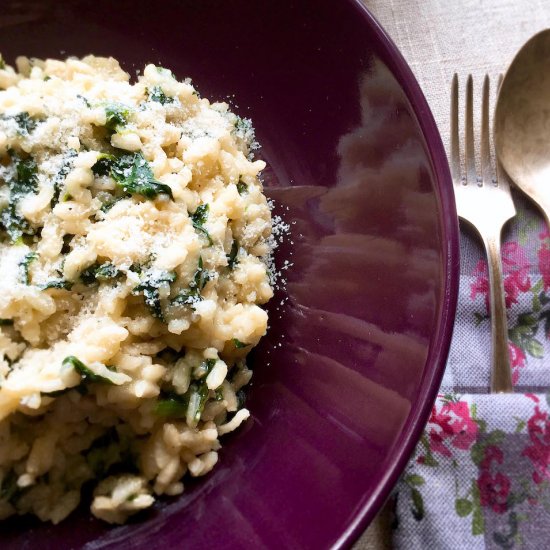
[356,1,550,548]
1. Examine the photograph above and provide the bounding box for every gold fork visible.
[451,74,515,393]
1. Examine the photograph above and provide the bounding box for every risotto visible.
[0,55,273,524]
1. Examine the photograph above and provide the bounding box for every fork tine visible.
[480,75,492,183]
[450,74,461,183]
[465,75,477,184]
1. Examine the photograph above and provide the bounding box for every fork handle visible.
[482,232,513,393]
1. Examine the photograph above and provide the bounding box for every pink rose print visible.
[522,405,550,484]
[470,241,531,310]
[508,342,526,385]
[477,444,510,514]
[427,399,478,457]
[538,233,550,292]
[477,470,511,514]
[480,444,503,470]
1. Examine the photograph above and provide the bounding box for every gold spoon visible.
[495,29,550,226]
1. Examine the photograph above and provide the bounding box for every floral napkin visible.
[391,192,550,548]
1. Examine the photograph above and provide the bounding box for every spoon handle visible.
[483,232,513,393]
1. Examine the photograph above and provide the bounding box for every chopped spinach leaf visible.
[236,180,248,195]
[0,319,13,326]
[194,358,216,379]
[227,240,239,269]
[188,382,209,425]
[104,103,131,133]
[110,152,173,199]
[62,355,114,385]
[154,392,189,417]
[233,338,249,349]
[147,85,175,105]
[96,262,121,281]
[0,152,38,242]
[155,382,209,425]
[172,257,210,307]
[133,269,176,320]
[76,94,91,108]
[19,252,38,285]
[11,153,38,197]
[192,204,208,226]
[0,204,34,243]
[99,196,123,213]
[191,204,213,244]
[39,279,72,291]
[51,149,77,206]
[13,112,38,135]
[91,153,116,177]
[80,262,121,285]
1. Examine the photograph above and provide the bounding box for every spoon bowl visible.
[494,28,550,225]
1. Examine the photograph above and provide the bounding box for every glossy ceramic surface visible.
[0,0,458,548]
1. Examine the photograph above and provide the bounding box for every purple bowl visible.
[0,0,458,548]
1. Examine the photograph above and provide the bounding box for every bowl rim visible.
[334,2,459,548]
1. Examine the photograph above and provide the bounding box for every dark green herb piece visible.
[12,153,39,197]
[13,112,38,135]
[234,116,252,137]
[99,196,123,213]
[39,279,72,290]
[192,204,208,226]
[133,269,176,319]
[80,262,122,285]
[111,152,173,199]
[0,112,39,135]
[147,86,175,105]
[0,55,5,70]
[19,252,38,285]
[62,355,114,385]
[227,240,239,269]
[155,379,211,422]
[172,257,210,307]
[51,149,77,206]
[194,358,216,379]
[96,262,121,281]
[188,383,209,424]
[76,94,91,108]
[79,264,97,285]
[155,392,189,417]
[236,180,248,195]
[233,338,249,349]
[91,153,116,177]
[191,204,213,244]
[0,205,34,243]
[0,152,39,242]
[214,387,224,401]
[0,319,13,326]
[104,103,130,133]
